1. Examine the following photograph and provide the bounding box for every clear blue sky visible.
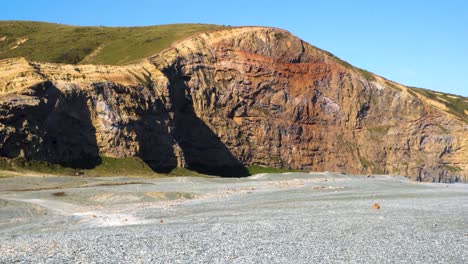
[2,0,467,96]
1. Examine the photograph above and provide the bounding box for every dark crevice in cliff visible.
[131,101,178,173]
[131,117,178,173]
[162,65,249,177]
[43,86,101,168]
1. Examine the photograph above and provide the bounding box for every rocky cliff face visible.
[0,27,466,181]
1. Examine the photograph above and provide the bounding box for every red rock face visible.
[152,27,467,182]
[0,27,466,182]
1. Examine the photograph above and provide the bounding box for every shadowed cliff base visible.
[0,79,248,177]
[110,90,178,174]
[0,81,101,169]
[164,66,249,177]
[0,80,248,177]
[0,156,290,178]
[170,106,249,177]
[42,84,101,169]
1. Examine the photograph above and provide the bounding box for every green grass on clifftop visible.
[0,21,223,65]
[408,87,468,123]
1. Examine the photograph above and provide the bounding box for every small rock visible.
[52,191,66,197]
[160,219,164,224]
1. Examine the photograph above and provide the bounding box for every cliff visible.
[0,26,467,182]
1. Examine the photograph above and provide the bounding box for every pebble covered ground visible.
[0,173,467,263]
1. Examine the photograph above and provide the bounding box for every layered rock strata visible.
[0,27,466,181]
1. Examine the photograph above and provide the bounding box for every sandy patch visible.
[79,44,105,63]
[91,193,142,203]
[10,38,28,50]
[145,192,196,200]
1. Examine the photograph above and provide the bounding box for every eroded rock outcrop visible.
[0,27,466,181]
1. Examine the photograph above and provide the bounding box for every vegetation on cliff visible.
[0,21,223,65]
[408,87,468,123]
[0,156,297,177]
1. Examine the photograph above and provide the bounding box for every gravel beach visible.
[0,173,467,263]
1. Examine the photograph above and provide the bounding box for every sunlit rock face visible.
[0,27,466,182]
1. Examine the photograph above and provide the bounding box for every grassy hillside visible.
[408,87,468,123]
[0,21,223,65]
